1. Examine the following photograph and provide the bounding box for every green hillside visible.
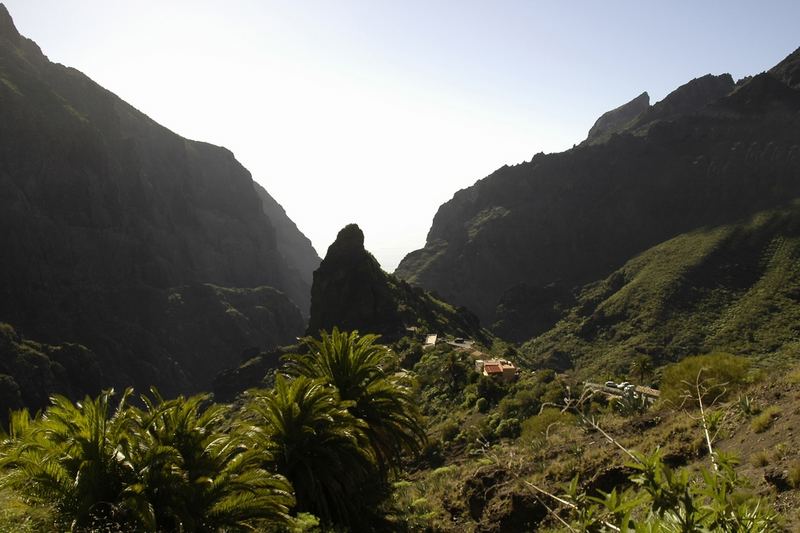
[522,202,800,378]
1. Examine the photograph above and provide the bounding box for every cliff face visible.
[396,51,800,341]
[254,182,321,312]
[308,224,485,341]
[0,5,309,400]
[586,91,649,144]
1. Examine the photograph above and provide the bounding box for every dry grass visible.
[790,462,800,489]
[750,406,781,433]
[750,450,770,467]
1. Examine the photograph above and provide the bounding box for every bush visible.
[439,420,460,442]
[475,397,489,413]
[477,375,507,404]
[659,352,750,407]
[789,462,800,488]
[750,450,770,467]
[521,408,574,442]
[494,417,521,439]
[750,406,781,433]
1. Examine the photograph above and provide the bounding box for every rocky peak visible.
[325,223,367,262]
[307,224,403,337]
[307,224,485,340]
[769,46,800,90]
[0,3,20,43]
[650,73,734,117]
[586,91,650,143]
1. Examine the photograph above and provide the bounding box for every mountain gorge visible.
[396,49,800,344]
[0,5,317,403]
[3,2,800,530]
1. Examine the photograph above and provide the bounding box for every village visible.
[422,333,519,383]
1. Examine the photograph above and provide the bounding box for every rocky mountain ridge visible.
[396,47,800,342]
[0,4,315,403]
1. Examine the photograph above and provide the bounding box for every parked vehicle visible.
[618,381,631,390]
[604,380,617,388]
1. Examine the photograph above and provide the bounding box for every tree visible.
[125,389,294,531]
[659,352,750,408]
[0,389,138,529]
[0,389,295,532]
[283,328,426,475]
[630,354,654,384]
[245,375,375,527]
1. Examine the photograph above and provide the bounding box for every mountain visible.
[309,224,486,341]
[254,182,321,303]
[213,224,487,401]
[585,91,649,144]
[0,5,311,404]
[396,47,800,342]
[521,202,800,377]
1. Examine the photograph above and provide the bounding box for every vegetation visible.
[283,328,426,475]
[0,330,427,531]
[659,352,751,407]
[0,389,294,531]
[523,205,800,379]
[244,376,373,527]
[750,406,782,433]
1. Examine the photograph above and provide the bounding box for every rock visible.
[586,91,650,144]
[254,182,320,313]
[308,224,486,341]
[463,467,507,521]
[640,73,734,123]
[0,3,20,42]
[769,46,800,90]
[764,467,792,492]
[0,5,311,402]
[395,51,800,336]
[308,224,404,337]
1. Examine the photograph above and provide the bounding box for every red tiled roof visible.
[483,363,503,374]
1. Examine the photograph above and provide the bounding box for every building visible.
[423,334,438,350]
[475,358,517,383]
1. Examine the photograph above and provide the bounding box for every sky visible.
[4,1,800,270]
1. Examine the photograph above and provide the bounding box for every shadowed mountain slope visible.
[309,224,486,342]
[521,202,800,378]
[396,48,800,341]
[0,5,310,403]
[254,182,321,299]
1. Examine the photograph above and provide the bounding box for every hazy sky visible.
[5,1,800,270]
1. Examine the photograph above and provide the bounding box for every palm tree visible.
[284,328,426,475]
[0,389,295,532]
[630,354,654,384]
[0,389,138,529]
[125,388,295,532]
[244,375,375,527]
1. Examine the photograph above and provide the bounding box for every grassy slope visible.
[521,202,800,379]
[388,345,800,532]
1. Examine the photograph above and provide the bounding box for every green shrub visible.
[737,395,759,416]
[476,375,507,404]
[751,406,781,433]
[439,420,460,442]
[659,352,750,408]
[521,408,574,442]
[494,417,521,439]
[475,397,489,413]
